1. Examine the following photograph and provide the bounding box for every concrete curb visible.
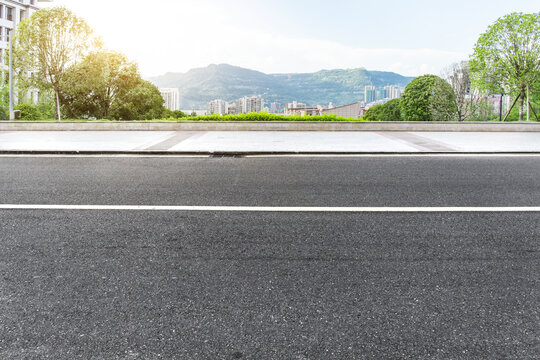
[1,121,540,132]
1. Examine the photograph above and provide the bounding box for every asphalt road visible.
[0,155,539,359]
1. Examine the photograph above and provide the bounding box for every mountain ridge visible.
[148,64,415,109]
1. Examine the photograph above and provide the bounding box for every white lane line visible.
[0,155,211,158]
[244,154,540,158]
[1,205,540,212]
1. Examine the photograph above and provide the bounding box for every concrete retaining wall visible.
[1,121,540,132]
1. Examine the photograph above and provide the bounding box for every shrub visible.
[363,105,384,121]
[15,104,42,120]
[401,74,456,121]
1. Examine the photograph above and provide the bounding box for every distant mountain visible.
[148,64,415,109]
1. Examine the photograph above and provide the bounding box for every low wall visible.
[1,121,540,132]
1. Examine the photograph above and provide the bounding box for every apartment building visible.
[384,85,402,100]
[236,96,263,114]
[364,85,376,104]
[0,1,51,65]
[159,88,180,111]
[207,99,227,115]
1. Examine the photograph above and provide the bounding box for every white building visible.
[236,96,263,114]
[0,1,51,65]
[0,0,51,106]
[159,88,180,111]
[384,85,402,100]
[207,99,227,115]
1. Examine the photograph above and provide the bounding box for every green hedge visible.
[161,113,366,121]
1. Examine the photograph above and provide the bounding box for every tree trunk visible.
[54,89,61,121]
[519,93,524,121]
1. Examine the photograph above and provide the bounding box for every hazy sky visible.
[42,0,539,77]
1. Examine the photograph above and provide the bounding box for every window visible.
[0,6,3,19]
[7,7,13,21]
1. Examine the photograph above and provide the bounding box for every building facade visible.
[159,88,180,111]
[384,85,402,100]
[364,86,376,104]
[207,99,227,115]
[0,0,51,66]
[236,96,263,114]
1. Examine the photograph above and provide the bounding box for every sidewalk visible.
[2,131,540,154]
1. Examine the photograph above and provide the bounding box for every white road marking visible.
[1,205,540,212]
[0,155,211,158]
[244,154,540,158]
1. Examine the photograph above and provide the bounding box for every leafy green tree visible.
[13,7,97,120]
[470,12,540,121]
[110,80,165,120]
[60,51,140,119]
[429,77,458,121]
[363,104,383,121]
[379,98,402,121]
[401,75,456,121]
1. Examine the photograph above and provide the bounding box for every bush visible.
[162,109,187,119]
[15,104,42,120]
[401,74,456,121]
[363,105,383,121]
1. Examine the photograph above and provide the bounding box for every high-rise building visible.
[384,85,402,100]
[364,86,376,104]
[159,88,180,111]
[377,88,387,101]
[236,96,263,114]
[207,99,227,115]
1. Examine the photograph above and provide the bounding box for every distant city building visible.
[322,101,365,119]
[207,99,227,115]
[364,86,376,104]
[159,88,180,111]
[377,88,387,101]
[384,85,402,100]
[284,101,320,116]
[227,102,237,115]
[269,102,281,113]
[236,96,263,114]
[287,101,307,109]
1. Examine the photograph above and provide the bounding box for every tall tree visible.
[60,51,140,119]
[441,61,482,121]
[13,7,97,120]
[470,12,540,121]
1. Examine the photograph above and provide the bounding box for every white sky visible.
[42,0,539,77]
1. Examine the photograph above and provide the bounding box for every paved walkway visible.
[1,131,540,153]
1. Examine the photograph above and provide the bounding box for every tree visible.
[429,77,458,121]
[363,99,402,121]
[379,98,402,121]
[400,75,456,121]
[470,12,540,121]
[110,80,165,120]
[13,7,97,120]
[60,51,140,119]
[363,104,383,121]
[441,61,483,121]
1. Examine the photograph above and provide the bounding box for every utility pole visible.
[9,28,13,120]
